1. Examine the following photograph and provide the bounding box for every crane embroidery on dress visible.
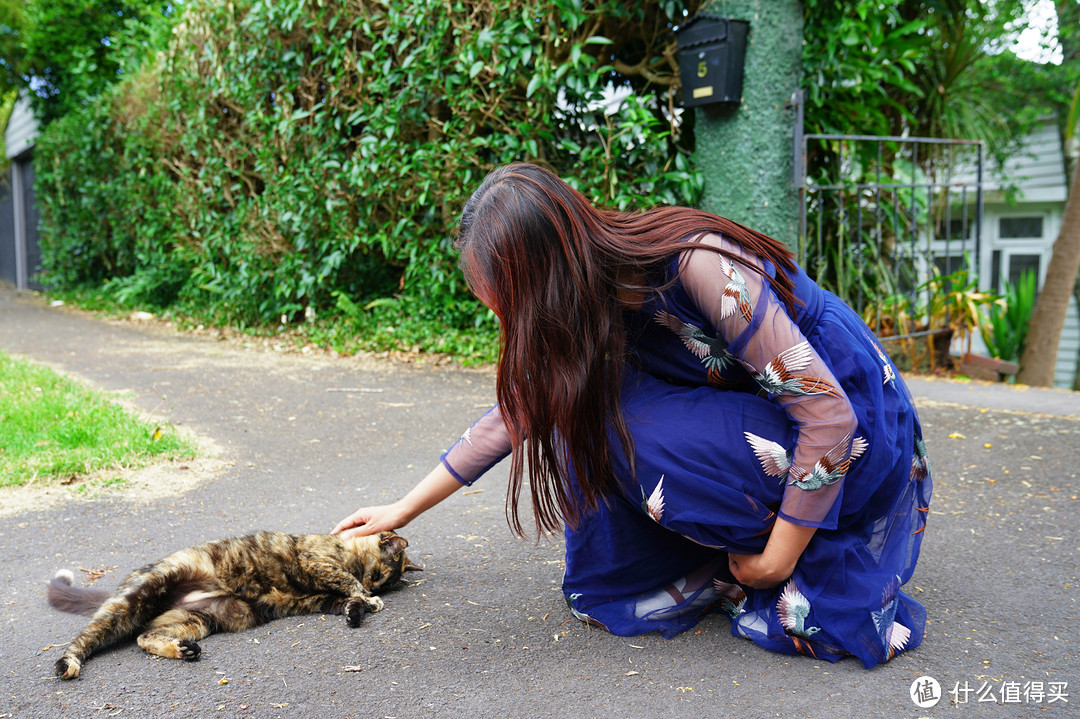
[653,310,738,373]
[867,334,896,385]
[712,579,747,619]
[744,432,792,484]
[566,594,608,630]
[641,475,665,522]
[718,256,753,324]
[910,436,930,481]
[788,435,869,491]
[738,341,843,398]
[777,579,820,639]
[460,426,474,447]
[872,575,912,659]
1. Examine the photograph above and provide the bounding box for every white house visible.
[943,117,1077,389]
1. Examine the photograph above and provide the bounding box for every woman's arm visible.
[677,236,859,586]
[680,235,859,529]
[331,463,464,539]
[728,517,817,589]
[333,404,514,539]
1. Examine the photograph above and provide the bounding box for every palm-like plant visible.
[919,264,998,357]
[981,269,1036,362]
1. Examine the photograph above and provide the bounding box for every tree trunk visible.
[1073,256,1080,391]
[1055,0,1080,389]
[1016,158,1080,386]
[695,0,803,246]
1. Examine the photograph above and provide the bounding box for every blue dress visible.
[442,235,932,669]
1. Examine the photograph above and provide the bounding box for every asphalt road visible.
[1,287,1077,719]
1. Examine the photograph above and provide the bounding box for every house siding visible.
[994,120,1068,202]
[4,94,38,160]
[1057,297,1080,389]
[951,118,1068,202]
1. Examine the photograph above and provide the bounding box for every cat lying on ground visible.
[47,530,419,679]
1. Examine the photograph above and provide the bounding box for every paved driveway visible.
[1,288,1077,718]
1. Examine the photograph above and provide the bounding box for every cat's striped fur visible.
[47,530,419,679]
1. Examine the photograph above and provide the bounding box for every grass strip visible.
[0,350,197,488]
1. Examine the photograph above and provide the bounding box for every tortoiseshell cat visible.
[47,530,419,679]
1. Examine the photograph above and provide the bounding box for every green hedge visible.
[35,0,701,343]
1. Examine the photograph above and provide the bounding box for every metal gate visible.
[793,100,985,350]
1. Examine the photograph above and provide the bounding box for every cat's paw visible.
[177,640,201,661]
[55,656,81,680]
[345,599,366,627]
[345,595,384,627]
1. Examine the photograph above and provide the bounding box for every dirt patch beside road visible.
[0,437,229,518]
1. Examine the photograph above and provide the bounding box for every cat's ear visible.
[403,559,423,572]
[378,532,409,556]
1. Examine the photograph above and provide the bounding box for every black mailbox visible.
[676,15,749,107]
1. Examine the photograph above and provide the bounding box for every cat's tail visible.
[47,570,111,617]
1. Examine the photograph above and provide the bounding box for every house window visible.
[929,253,973,301]
[1007,254,1041,286]
[990,251,1041,294]
[933,253,967,278]
[938,217,971,242]
[999,216,1044,239]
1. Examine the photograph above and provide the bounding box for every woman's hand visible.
[332,502,412,540]
[728,517,817,589]
[728,551,793,589]
[331,463,465,540]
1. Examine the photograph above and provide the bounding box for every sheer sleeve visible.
[679,234,859,529]
[440,404,513,486]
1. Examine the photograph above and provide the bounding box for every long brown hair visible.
[456,163,798,537]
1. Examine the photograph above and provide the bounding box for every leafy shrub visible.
[34,0,701,352]
[35,78,188,296]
